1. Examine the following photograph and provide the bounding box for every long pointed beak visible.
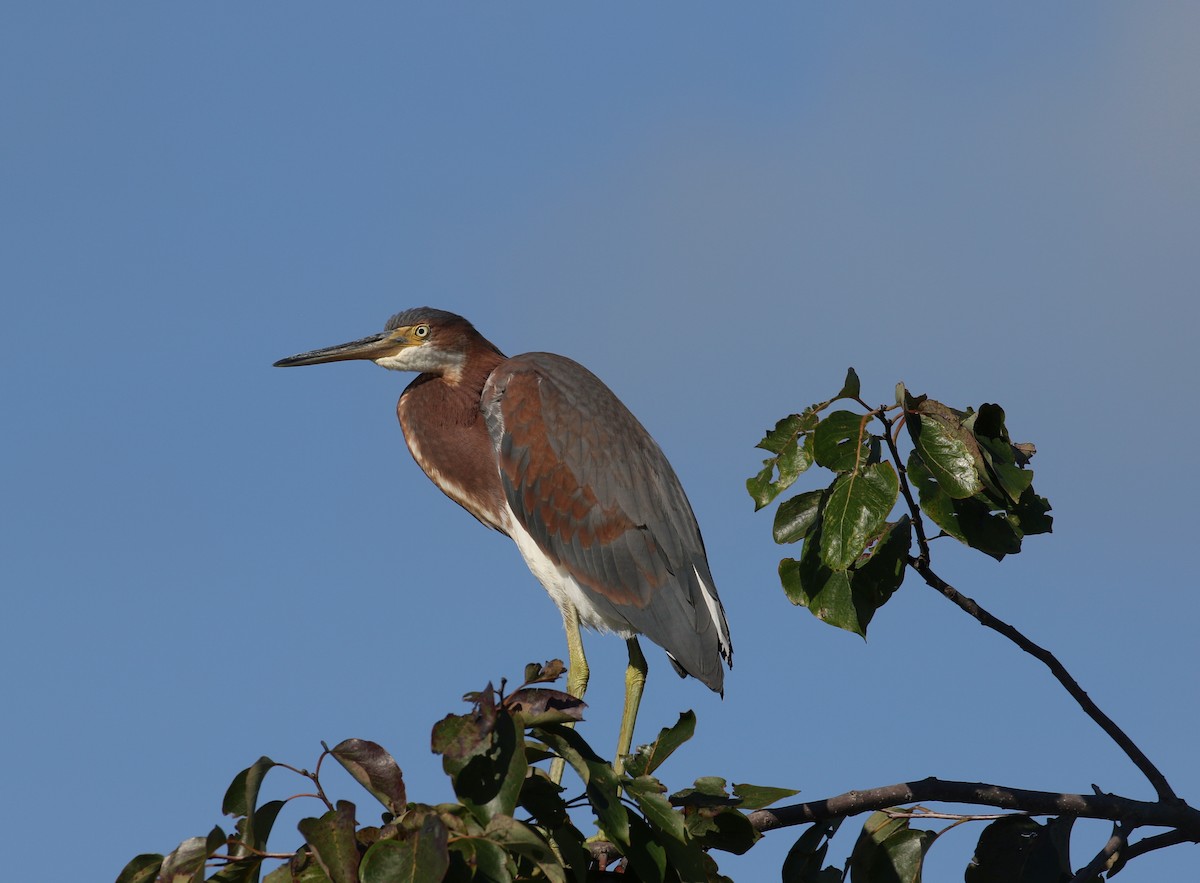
[273,332,398,367]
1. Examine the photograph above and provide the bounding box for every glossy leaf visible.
[780,514,907,636]
[536,723,630,847]
[773,489,824,545]
[157,827,226,883]
[685,806,759,855]
[780,548,857,634]
[449,837,512,882]
[627,780,688,842]
[114,854,162,883]
[908,454,1022,560]
[749,413,818,509]
[781,820,843,883]
[623,710,696,777]
[813,410,872,473]
[625,814,670,882]
[485,815,566,883]
[211,800,285,883]
[297,802,361,883]
[732,783,801,810]
[849,811,935,883]
[851,518,911,612]
[965,815,1077,883]
[360,814,449,883]
[819,463,899,570]
[905,396,982,499]
[518,772,570,829]
[331,738,408,816]
[223,756,276,819]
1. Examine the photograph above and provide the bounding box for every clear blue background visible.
[3,4,1196,880]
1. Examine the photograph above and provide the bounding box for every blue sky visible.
[3,4,1197,880]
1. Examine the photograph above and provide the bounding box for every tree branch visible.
[1069,823,1126,883]
[911,559,1177,803]
[877,410,1178,803]
[745,778,1200,836]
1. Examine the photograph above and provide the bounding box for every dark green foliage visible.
[965,816,1081,883]
[753,372,1050,634]
[123,666,776,882]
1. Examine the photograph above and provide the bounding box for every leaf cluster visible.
[749,369,1051,636]
[116,662,795,883]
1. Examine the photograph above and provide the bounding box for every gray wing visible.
[481,352,731,693]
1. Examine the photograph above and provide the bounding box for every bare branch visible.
[1069,823,1127,882]
[745,778,1200,836]
[911,560,1177,803]
[877,410,1177,803]
[1111,829,1200,875]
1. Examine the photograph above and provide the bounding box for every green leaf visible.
[536,724,630,848]
[549,826,592,883]
[623,711,696,777]
[731,783,800,810]
[780,516,907,637]
[211,800,285,883]
[1010,487,1053,537]
[264,850,333,883]
[851,518,911,612]
[331,739,408,816]
[115,854,162,883]
[448,837,512,883]
[781,820,843,883]
[360,814,450,883]
[628,784,688,842]
[813,410,872,473]
[773,490,824,544]
[297,802,361,883]
[625,814,669,883]
[432,696,527,824]
[157,827,226,883]
[518,772,570,829]
[836,367,861,401]
[685,807,759,855]
[965,815,1077,883]
[749,413,818,509]
[819,463,899,570]
[484,816,566,883]
[908,454,1023,561]
[905,396,982,499]
[780,548,856,634]
[849,811,935,883]
[223,756,276,819]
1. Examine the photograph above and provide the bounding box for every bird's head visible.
[274,307,500,380]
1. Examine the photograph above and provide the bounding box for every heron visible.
[274,308,731,775]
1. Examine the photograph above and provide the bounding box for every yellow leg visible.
[550,604,589,785]
[614,637,648,776]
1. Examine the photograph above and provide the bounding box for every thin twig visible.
[912,560,1177,803]
[877,410,1177,803]
[1069,823,1128,882]
[884,809,1011,822]
[1111,828,1200,875]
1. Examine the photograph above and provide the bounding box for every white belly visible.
[503,503,636,638]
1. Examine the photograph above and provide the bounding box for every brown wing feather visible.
[482,352,730,691]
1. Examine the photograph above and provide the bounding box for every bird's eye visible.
[413,324,430,339]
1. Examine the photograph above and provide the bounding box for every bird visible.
[274,307,730,774]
